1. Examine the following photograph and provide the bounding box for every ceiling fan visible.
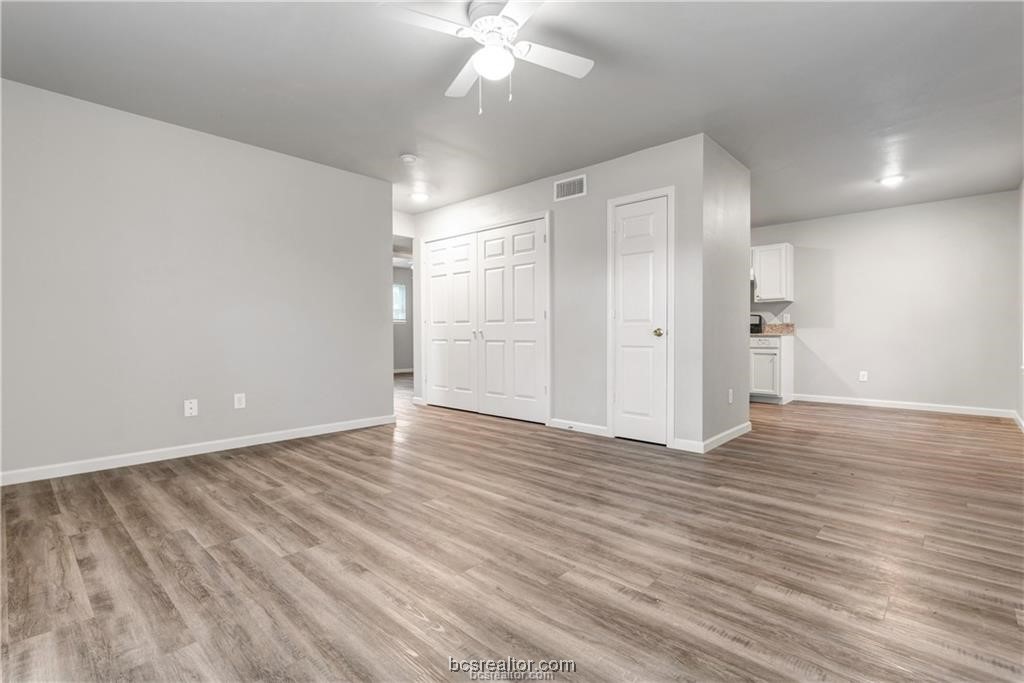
[391,0,595,98]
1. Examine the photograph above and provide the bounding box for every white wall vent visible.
[553,174,587,201]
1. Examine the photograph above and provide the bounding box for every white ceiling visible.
[3,2,1021,226]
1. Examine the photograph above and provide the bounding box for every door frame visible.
[419,211,552,423]
[606,187,676,446]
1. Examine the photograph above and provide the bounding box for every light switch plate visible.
[184,399,198,417]
[858,371,869,382]
[234,393,246,409]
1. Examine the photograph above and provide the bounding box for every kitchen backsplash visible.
[751,309,791,324]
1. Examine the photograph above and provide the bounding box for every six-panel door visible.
[424,219,548,423]
[611,196,668,444]
[477,219,548,423]
[425,233,478,411]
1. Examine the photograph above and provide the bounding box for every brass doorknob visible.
[653,327,664,337]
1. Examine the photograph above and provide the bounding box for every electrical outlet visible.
[782,313,791,323]
[728,388,734,404]
[858,370,869,382]
[234,393,246,409]
[183,399,198,417]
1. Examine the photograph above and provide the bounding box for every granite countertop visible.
[751,323,795,336]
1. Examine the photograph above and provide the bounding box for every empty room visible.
[2,1,1022,681]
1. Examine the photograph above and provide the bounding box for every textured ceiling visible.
[3,1,1021,225]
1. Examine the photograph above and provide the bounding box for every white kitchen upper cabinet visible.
[752,243,794,302]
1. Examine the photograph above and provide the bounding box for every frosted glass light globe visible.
[473,45,515,81]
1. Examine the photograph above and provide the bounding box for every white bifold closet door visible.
[425,218,548,423]
[477,219,548,422]
[425,233,478,411]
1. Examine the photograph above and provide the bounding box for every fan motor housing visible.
[467,1,506,24]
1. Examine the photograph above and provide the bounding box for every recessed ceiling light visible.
[399,153,419,166]
[878,174,906,187]
[410,191,430,202]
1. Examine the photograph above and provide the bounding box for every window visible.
[392,283,407,322]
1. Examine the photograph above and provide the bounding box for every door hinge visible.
[543,233,547,243]
[544,385,548,395]
[544,310,548,320]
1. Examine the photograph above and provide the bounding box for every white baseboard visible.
[1018,366,1024,433]
[670,437,703,453]
[546,418,612,438]
[393,368,413,374]
[703,421,753,451]
[0,414,396,486]
[792,394,1017,420]
[548,419,752,452]
[411,396,428,406]
[671,421,751,454]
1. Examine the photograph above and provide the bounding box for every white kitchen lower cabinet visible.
[750,336,793,404]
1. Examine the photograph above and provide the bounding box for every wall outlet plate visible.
[858,371,869,382]
[184,399,198,417]
[728,388,734,404]
[234,393,246,409]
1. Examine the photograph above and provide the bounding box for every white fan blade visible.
[500,0,544,28]
[386,6,470,38]
[515,41,594,78]
[445,56,479,97]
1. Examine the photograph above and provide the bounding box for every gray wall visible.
[752,190,1020,411]
[393,211,415,238]
[393,266,413,370]
[413,134,750,444]
[2,80,394,474]
[1019,182,1023,421]
[701,139,752,437]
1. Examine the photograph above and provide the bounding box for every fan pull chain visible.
[508,71,513,103]
[478,78,483,115]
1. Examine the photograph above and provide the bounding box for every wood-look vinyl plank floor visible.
[2,374,1022,681]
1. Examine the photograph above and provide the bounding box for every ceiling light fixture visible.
[399,153,419,166]
[472,45,515,81]
[878,174,906,188]
[410,191,430,202]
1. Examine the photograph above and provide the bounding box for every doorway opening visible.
[393,234,414,407]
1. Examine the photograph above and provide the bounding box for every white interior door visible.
[425,233,477,411]
[476,219,548,423]
[611,196,668,443]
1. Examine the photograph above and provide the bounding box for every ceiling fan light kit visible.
[394,0,594,110]
[472,44,515,81]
